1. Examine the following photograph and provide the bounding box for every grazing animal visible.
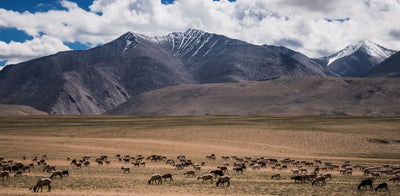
[0,171,10,181]
[184,170,195,177]
[372,172,381,179]
[389,176,400,184]
[322,173,332,181]
[197,174,214,183]
[71,159,77,165]
[216,176,230,187]
[312,176,326,186]
[21,165,31,173]
[162,173,173,182]
[218,166,228,173]
[194,165,201,171]
[50,170,63,179]
[84,161,90,167]
[132,162,140,167]
[14,170,23,177]
[271,173,281,180]
[375,183,389,192]
[206,154,216,161]
[291,169,299,175]
[358,179,373,191]
[291,176,303,183]
[252,165,260,171]
[148,174,162,185]
[121,167,130,173]
[3,165,11,172]
[43,165,55,173]
[233,167,244,174]
[211,170,224,178]
[62,170,69,176]
[11,165,19,173]
[33,178,52,192]
[75,163,82,168]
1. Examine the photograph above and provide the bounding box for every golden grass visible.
[0,115,399,195]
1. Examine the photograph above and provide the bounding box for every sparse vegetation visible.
[0,115,399,195]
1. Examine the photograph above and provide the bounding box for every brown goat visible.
[162,173,173,182]
[0,171,10,181]
[148,174,162,185]
[33,178,51,192]
[197,174,214,183]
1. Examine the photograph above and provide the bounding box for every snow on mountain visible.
[153,29,221,58]
[316,40,397,77]
[327,40,395,66]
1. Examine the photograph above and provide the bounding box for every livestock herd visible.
[0,154,399,193]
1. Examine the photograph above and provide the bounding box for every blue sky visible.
[0,0,234,52]
[0,0,398,67]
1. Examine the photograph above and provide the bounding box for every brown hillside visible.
[107,77,400,116]
[0,104,48,115]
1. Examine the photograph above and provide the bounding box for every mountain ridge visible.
[106,77,400,116]
[0,29,330,115]
[316,40,396,77]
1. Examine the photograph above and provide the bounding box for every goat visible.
[62,170,69,176]
[218,166,228,173]
[162,173,173,182]
[50,170,63,179]
[197,174,213,183]
[0,171,10,181]
[389,176,400,184]
[271,173,281,180]
[216,176,230,187]
[211,170,224,178]
[14,170,23,177]
[206,154,216,161]
[43,164,55,173]
[21,165,31,173]
[184,170,195,177]
[33,178,51,192]
[375,183,389,192]
[291,175,303,183]
[358,179,373,191]
[321,173,332,181]
[312,176,326,186]
[372,172,381,179]
[121,167,130,174]
[233,167,244,174]
[148,174,162,185]
[132,162,140,167]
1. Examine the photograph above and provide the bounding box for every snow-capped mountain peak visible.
[327,40,395,66]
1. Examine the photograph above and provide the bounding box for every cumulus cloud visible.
[0,35,70,65]
[0,0,399,66]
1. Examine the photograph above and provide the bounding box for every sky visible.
[0,0,399,67]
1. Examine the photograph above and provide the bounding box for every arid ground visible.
[0,115,399,195]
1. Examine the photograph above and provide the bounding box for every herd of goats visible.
[0,154,399,193]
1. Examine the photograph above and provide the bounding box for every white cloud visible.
[0,0,399,65]
[0,35,70,65]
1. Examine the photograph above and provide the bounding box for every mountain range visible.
[315,40,396,77]
[0,29,398,115]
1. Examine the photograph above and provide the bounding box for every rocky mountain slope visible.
[0,29,329,114]
[366,51,400,77]
[107,77,400,116]
[316,40,396,77]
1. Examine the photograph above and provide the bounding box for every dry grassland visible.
[0,115,399,195]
